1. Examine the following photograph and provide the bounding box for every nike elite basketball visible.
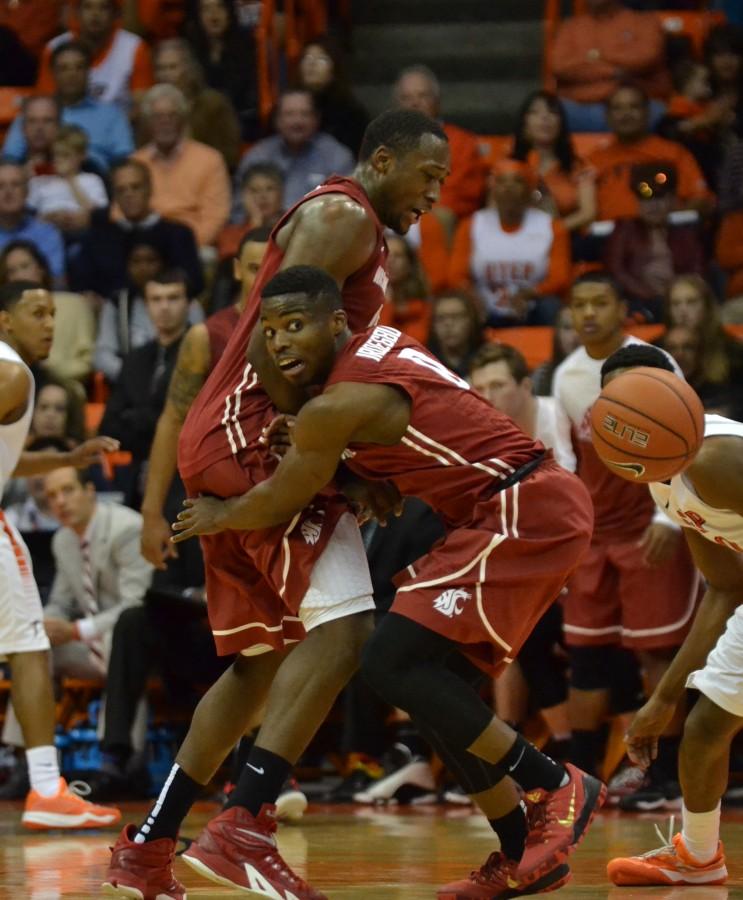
[591,367,705,483]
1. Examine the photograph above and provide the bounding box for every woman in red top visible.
[511,90,596,233]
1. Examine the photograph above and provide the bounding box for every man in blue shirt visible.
[3,41,133,173]
[0,161,64,281]
[232,89,354,216]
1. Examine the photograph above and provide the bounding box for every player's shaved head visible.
[601,344,675,386]
[261,265,342,314]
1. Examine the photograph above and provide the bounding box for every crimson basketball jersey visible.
[204,304,240,362]
[179,177,388,478]
[326,327,544,528]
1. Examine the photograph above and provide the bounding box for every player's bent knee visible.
[684,696,740,746]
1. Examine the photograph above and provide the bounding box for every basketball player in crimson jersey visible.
[174,266,606,899]
[597,345,743,887]
[104,110,450,900]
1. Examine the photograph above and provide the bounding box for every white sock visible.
[682,801,721,864]
[26,745,61,798]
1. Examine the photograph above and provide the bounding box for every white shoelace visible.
[67,780,93,798]
[637,815,676,859]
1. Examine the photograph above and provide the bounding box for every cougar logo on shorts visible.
[433,588,471,618]
[300,517,323,545]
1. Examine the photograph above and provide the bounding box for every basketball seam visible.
[595,394,690,453]
[590,423,689,460]
[628,369,701,444]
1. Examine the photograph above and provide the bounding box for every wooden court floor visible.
[0,801,741,899]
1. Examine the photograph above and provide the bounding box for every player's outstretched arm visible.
[171,386,367,538]
[140,324,211,568]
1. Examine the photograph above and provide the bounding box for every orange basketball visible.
[590,367,705,483]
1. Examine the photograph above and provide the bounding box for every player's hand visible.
[259,414,296,459]
[44,617,76,646]
[68,436,120,468]
[624,696,677,769]
[343,477,404,526]
[637,522,680,567]
[171,496,229,542]
[141,510,178,570]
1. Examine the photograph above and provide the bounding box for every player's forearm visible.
[141,407,182,517]
[13,449,75,477]
[653,585,740,703]
[219,481,305,531]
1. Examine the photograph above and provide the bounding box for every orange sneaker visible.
[608,832,727,886]
[22,778,122,830]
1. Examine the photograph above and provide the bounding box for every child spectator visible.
[379,236,432,344]
[217,162,284,262]
[604,163,704,321]
[28,125,108,235]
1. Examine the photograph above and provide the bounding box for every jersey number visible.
[398,348,470,390]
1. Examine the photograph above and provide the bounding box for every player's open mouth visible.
[277,356,306,377]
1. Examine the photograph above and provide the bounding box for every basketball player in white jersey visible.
[0,280,122,829]
[599,344,743,886]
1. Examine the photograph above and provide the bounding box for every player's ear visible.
[371,145,394,175]
[331,309,347,335]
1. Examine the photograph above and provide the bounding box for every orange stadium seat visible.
[486,326,554,368]
[655,9,727,58]
[0,87,31,141]
[84,402,105,437]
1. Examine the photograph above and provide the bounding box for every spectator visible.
[150,37,241,171]
[95,238,203,381]
[379,236,431,344]
[3,96,60,178]
[448,159,571,326]
[99,269,192,505]
[0,467,153,790]
[660,274,743,412]
[661,325,743,418]
[657,59,733,191]
[30,377,85,447]
[5,41,134,172]
[0,161,65,282]
[217,161,283,262]
[0,240,95,384]
[531,305,581,396]
[588,83,712,221]
[233,88,354,212]
[394,65,486,236]
[184,0,258,139]
[28,124,108,235]
[36,0,154,111]
[71,158,203,299]
[604,163,705,321]
[715,203,743,319]
[427,291,484,377]
[133,83,231,247]
[551,0,670,132]
[705,23,743,111]
[511,90,597,233]
[298,36,370,156]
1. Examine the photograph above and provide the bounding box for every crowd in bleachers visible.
[1,0,743,810]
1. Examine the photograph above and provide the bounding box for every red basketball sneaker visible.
[607,831,727,886]
[521,763,607,872]
[181,804,327,899]
[101,824,185,899]
[437,852,571,899]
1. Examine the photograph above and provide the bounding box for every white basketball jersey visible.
[0,341,34,498]
[534,395,576,473]
[650,414,743,553]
